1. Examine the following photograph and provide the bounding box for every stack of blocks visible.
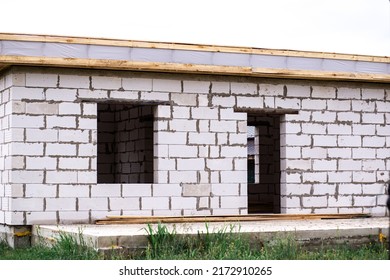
[0,66,389,228]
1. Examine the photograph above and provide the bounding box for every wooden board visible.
[96,213,371,225]
[0,33,388,63]
[1,55,389,84]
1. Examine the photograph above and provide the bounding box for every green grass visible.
[0,224,387,260]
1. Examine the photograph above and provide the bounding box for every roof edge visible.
[1,32,389,63]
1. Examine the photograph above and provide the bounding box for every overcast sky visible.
[1,0,389,56]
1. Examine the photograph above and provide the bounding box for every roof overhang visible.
[1,33,389,83]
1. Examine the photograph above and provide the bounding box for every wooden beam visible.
[96,213,371,225]
[0,33,389,63]
[1,55,389,84]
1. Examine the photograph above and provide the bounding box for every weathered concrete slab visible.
[32,217,389,251]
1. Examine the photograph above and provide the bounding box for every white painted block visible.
[376,125,390,136]
[312,183,336,195]
[362,183,386,195]
[92,76,121,90]
[10,198,44,211]
[311,86,336,99]
[281,196,301,208]
[229,133,247,145]
[153,79,181,92]
[82,103,97,116]
[109,90,139,100]
[59,157,89,170]
[337,87,361,99]
[231,82,257,95]
[122,77,152,91]
[11,87,45,101]
[220,196,247,208]
[328,171,352,183]
[313,159,337,171]
[326,100,351,111]
[352,100,375,112]
[46,116,76,129]
[286,84,310,97]
[58,130,90,143]
[153,184,182,196]
[78,117,97,130]
[11,171,43,184]
[24,184,56,198]
[141,91,170,101]
[183,80,210,94]
[302,172,327,183]
[337,112,361,123]
[141,197,169,210]
[12,143,44,156]
[220,108,246,121]
[26,102,58,115]
[59,74,90,89]
[283,134,311,146]
[301,99,326,110]
[275,97,301,110]
[220,171,246,183]
[78,198,108,210]
[119,184,151,197]
[362,113,384,124]
[46,143,77,156]
[212,96,235,107]
[327,148,351,158]
[301,123,326,134]
[78,143,97,156]
[338,159,362,171]
[170,119,197,132]
[46,171,78,183]
[191,107,218,120]
[337,136,361,147]
[46,88,77,101]
[302,196,327,207]
[166,145,198,158]
[45,198,76,211]
[264,96,275,108]
[11,115,44,128]
[211,81,230,94]
[155,158,176,170]
[26,129,58,142]
[327,124,352,135]
[78,89,108,100]
[171,197,197,209]
[362,160,386,171]
[352,148,376,159]
[361,88,385,100]
[26,211,57,224]
[237,96,263,108]
[172,106,190,119]
[210,120,236,133]
[362,136,386,147]
[206,158,233,171]
[338,183,362,195]
[59,103,81,115]
[109,198,140,210]
[26,157,57,170]
[284,159,312,170]
[211,184,239,196]
[282,146,302,159]
[168,171,197,183]
[328,195,353,207]
[157,131,187,144]
[311,111,336,123]
[59,185,90,197]
[352,171,376,183]
[188,132,215,145]
[177,158,205,170]
[217,133,228,145]
[171,93,197,106]
[220,146,246,157]
[77,171,96,184]
[353,195,377,207]
[26,73,58,87]
[352,124,375,135]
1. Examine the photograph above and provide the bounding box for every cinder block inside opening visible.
[247,115,281,214]
[97,103,154,183]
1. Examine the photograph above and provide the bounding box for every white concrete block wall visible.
[0,67,389,226]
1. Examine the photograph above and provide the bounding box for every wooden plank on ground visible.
[95,213,371,225]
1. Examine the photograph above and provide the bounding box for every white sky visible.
[0,0,389,56]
